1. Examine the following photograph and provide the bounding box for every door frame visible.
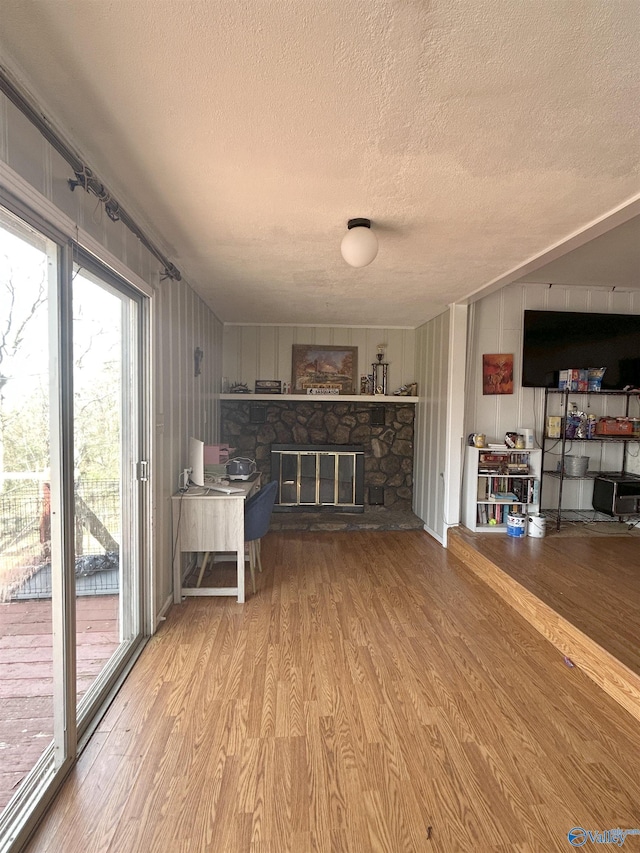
[0,169,154,853]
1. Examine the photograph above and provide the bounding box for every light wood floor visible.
[450,526,640,676]
[25,531,640,853]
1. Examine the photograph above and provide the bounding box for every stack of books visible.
[477,451,510,474]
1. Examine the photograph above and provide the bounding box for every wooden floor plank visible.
[450,527,640,674]
[448,526,640,721]
[23,530,640,853]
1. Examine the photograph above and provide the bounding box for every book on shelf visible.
[490,491,519,501]
[478,450,531,475]
[477,502,516,525]
[479,452,509,461]
[510,478,539,504]
[531,479,539,504]
[507,464,530,474]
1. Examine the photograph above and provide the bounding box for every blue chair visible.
[244,480,278,593]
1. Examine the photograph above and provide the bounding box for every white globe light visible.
[340,219,378,267]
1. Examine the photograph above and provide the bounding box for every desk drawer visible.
[178,497,244,551]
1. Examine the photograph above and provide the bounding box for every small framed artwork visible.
[483,353,514,395]
[291,344,358,394]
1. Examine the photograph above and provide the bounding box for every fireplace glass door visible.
[272,445,364,512]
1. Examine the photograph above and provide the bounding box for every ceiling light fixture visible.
[340,218,378,268]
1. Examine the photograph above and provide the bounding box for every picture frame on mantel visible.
[291,344,358,394]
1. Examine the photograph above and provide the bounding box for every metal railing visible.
[0,480,120,601]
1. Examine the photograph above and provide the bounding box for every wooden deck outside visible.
[0,594,118,811]
[23,531,640,853]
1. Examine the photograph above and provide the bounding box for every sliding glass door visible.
[0,207,58,815]
[0,203,148,850]
[72,259,144,724]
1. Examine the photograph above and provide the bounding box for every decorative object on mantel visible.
[360,374,371,395]
[393,382,418,396]
[229,382,250,393]
[255,379,281,394]
[307,384,341,395]
[371,344,389,396]
[291,344,357,394]
[340,218,378,268]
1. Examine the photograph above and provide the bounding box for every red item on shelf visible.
[595,418,634,436]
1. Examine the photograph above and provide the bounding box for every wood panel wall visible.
[153,278,223,615]
[222,325,416,393]
[413,311,450,541]
[466,283,640,508]
[0,90,224,624]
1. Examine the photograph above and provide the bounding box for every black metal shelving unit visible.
[541,389,640,530]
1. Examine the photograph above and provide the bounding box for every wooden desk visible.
[172,480,259,604]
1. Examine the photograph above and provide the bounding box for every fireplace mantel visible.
[220,393,419,403]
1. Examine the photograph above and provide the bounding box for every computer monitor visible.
[188,437,205,487]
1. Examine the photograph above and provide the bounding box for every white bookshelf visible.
[462,446,542,533]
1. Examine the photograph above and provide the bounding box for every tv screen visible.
[521,310,640,389]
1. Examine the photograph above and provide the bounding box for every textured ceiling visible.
[516,215,640,288]
[0,1,639,327]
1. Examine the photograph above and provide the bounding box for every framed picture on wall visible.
[291,344,358,394]
[482,353,514,395]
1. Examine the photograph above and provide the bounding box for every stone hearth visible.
[221,399,415,510]
[268,506,424,532]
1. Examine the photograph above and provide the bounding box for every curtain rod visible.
[0,66,181,281]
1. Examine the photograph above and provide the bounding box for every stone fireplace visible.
[220,399,415,511]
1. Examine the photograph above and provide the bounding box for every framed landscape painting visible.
[291,344,358,394]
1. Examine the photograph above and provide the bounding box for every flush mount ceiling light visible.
[340,218,378,268]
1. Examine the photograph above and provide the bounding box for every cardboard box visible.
[587,368,606,392]
[204,444,234,464]
[558,369,588,391]
[547,416,562,438]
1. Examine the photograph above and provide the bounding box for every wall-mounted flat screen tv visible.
[521,310,640,389]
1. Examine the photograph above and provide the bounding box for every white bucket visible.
[506,512,527,538]
[527,513,546,538]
